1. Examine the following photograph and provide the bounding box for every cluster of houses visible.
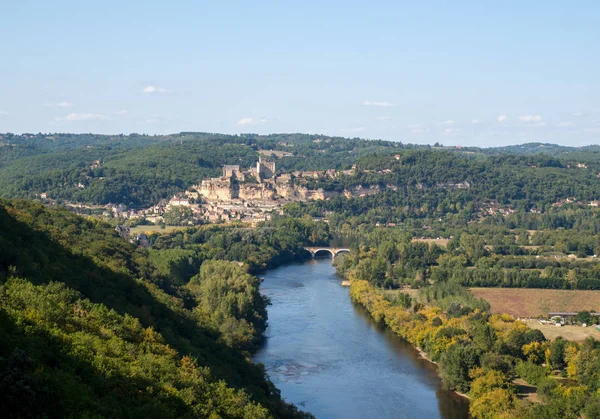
[480,197,600,216]
[193,203,274,224]
[535,312,600,327]
[475,200,518,217]
[43,152,600,231]
[110,192,279,227]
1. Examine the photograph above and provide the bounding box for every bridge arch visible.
[313,248,334,259]
[334,249,350,257]
[304,247,350,260]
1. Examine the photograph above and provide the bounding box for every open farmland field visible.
[411,237,449,247]
[130,225,190,235]
[524,320,600,342]
[470,288,600,317]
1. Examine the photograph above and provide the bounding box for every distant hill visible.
[482,142,600,157]
[0,132,417,206]
[1,132,600,207]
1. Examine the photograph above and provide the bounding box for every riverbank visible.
[346,279,481,405]
[411,335,470,400]
[336,245,600,419]
[345,279,491,410]
[254,260,470,419]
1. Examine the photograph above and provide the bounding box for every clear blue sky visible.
[1,0,599,146]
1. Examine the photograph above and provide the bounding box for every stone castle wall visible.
[198,178,384,203]
[199,180,236,201]
[197,159,385,203]
[239,184,276,200]
[257,160,275,180]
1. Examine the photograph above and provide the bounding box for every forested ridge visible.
[286,149,600,225]
[4,132,600,209]
[0,199,318,418]
[0,132,413,206]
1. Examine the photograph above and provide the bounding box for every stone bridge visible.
[304,247,351,259]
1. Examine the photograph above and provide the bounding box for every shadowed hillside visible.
[0,199,311,418]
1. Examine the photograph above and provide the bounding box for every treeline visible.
[446,266,600,290]
[0,199,312,418]
[341,252,600,418]
[0,132,411,206]
[147,215,330,277]
[286,149,600,226]
[485,208,600,231]
[333,226,600,290]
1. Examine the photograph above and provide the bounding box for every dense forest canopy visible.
[0,199,317,418]
[3,132,600,208]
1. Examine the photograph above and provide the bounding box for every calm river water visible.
[254,259,470,419]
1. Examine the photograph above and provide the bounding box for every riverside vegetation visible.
[334,230,600,419]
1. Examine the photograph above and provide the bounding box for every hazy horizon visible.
[2,1,599,147]
[4,131,599,150]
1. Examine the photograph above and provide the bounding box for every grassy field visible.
[411,238,449,247]
[513,378,539,403]
[130,225,191,235]
[471,288,600,318]
[384,288,600,341]
[525,320,600,342]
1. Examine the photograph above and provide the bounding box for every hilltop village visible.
[49,154,387,229]
[56,152,600,231]
[60,157,383,230]
[134,157,382,225]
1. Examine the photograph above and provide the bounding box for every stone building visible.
[256,157,275,181]
[223,165,245,181]
[199,177,239,201]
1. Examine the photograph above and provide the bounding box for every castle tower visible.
[257,157,275,181]
[223,164,245,181]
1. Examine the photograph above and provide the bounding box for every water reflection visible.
[254,260,470,419]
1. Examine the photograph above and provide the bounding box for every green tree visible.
[439,343,479,393]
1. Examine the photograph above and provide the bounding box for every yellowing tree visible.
[469,369,513,399]
[470,388,516,419]
[564,343,580,378]
[522,341,544,364]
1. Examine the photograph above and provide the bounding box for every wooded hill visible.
[0,198,315,418]
[4,132,600,208]
[0,133,413,206]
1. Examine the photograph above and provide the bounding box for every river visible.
[254,259,470,419]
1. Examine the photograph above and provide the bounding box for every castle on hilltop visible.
[196,158,288,201]
[221,157,276,183]
[256,157,276,181]
[191,157,379,205]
